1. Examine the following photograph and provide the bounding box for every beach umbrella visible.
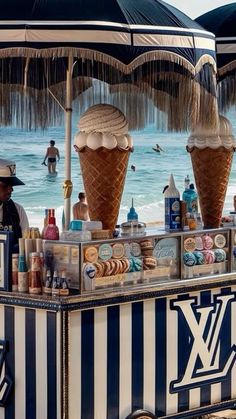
[0,0,218,228]
[196,3,236,112]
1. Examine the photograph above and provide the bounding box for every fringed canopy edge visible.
[218,60,236,77]
[0,47,217,75]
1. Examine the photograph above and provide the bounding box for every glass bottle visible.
[52,270,60,296]
[44,216,59,240]
[164,174,181,231]
[60,271,69,296]
[12,253,19,292]
[29,252,42,294]
[127,198,138,222]
[18,254,28,293]
[43,270,52,295]
[42,209,49,239]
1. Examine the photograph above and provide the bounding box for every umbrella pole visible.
[64,56,73,230]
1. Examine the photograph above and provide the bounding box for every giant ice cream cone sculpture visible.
[187,115,236,228]
[74,104,133,231]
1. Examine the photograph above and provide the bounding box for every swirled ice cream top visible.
[74,104,132,151]
[188,115,236,150]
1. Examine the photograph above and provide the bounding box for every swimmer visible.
[42,140,60,174]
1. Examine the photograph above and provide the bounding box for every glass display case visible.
[81,233,181,292]
[43,240,81,290]
[181,228,230,279]
[42,227,235,295]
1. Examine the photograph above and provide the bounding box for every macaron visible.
[214,234,226,249]
[133,257,143,271]
[130,242,141,257]
[184,238,196,252]
[143,257,157,270]
[103,261,113,276]
[214,249,226,263]
[195,236,204,251]
[84,246,98,263]
[112,243,125,259]
[140,239,154,256]
[129,257,142,272]
[94,262,104,278]
[193,251,205,265]
[202,250,215,264]
[121,258,130,273]
[183,252,196,267]
[111,259,122,275]
[202,235,214,250]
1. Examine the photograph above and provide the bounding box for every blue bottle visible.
[189,184,198,213]
[165,174,181,231]
[182,175,198,213]
[127,199,138,222]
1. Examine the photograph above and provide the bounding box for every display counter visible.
[1,228,236,418]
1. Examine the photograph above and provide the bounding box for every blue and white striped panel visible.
[69,286,236,419]
[0,306,60,419]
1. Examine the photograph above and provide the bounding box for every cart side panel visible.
[69,285,236,419]
[0,305,61,419]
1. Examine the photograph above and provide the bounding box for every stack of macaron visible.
[83,242,145,278]
[140,239,157,270]
[93,258,130,277]
[183,233,227,267]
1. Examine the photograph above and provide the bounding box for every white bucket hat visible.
[0,159,24,186]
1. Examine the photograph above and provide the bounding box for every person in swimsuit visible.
[73,192,90,221]
[42,140,60,174]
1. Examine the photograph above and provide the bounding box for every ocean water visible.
[1,114,236,229]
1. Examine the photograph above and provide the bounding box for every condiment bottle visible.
[59,272,69,296]
[42,209,49,239]
[44,215,59,240]
[43,270,52,295]
[29,252,42,295]
[52,271,60,296]
[164,174,181,231]
[18,239,28,293]
[12,253,19,292]
[127,198,138,222]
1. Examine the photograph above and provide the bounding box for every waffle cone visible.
[188,146,234,228]
[79,147,130,231]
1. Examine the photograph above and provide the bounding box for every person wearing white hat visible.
[0,159,29,244]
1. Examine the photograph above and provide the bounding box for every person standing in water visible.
[42,140,60,174]
[73,192,90,221]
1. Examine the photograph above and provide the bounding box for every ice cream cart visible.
[1,227,236,418]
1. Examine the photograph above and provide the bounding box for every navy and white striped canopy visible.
[0,0,215,70]
[196,3,236,111]
[0,0,218,131]
[196,3,236,77]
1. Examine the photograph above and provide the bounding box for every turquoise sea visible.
[1,112,236,229]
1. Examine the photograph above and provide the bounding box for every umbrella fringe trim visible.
[0,46,216,75]
[218,60,236,77]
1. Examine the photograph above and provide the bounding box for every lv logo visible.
[7,165,16,177]
[0,341,13,406]
[170,293,236,392]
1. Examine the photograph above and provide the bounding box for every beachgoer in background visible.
[42,140,60,174]
[0,159,29,244]
[73,192,90,221]
[131,165,136,172]
[153,144,164,153]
